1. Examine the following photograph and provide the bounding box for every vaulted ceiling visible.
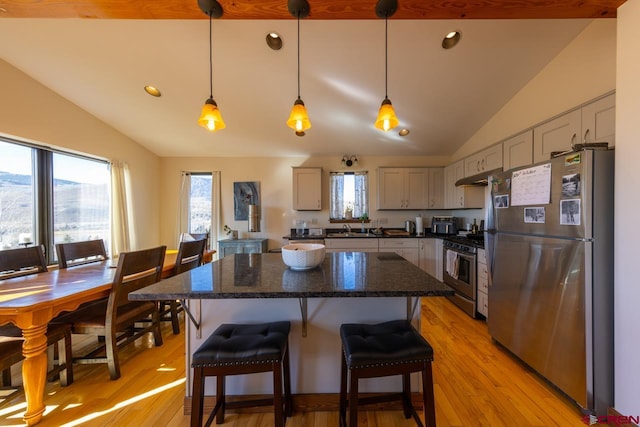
[0,1,624,158]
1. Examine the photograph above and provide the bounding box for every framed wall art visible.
[233,181,260,220]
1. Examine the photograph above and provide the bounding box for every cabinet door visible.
[453,160,465,208]
[428,168,444,209]
[464,152,484,177]
[377,168,405,209]
[533,109,581,163]
[404,168,429,209]
[419,238,437,277]
[293,168,322,210]
[444,160,466,209]
[483,144,503,171]
[582,93,615,147]
[503,130,533,171]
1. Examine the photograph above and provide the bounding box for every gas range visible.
[443,234,484,253]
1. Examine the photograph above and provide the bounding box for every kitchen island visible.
[130,252,452,409]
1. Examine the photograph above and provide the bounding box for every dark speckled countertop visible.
[130,252,453,300]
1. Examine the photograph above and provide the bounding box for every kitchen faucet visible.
[343,224,351,233]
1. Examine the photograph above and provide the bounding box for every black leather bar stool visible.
[191,321,292,427]
[339,319,436,427]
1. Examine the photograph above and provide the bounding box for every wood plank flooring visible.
[0,297,588,426]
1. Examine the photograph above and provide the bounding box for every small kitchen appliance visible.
[404,220,415,235]
[431,216,457,235]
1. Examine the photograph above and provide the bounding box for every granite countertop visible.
[284,228,447,240]
[130,252,453,300]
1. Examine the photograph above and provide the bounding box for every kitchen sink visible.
[325,232,377,238]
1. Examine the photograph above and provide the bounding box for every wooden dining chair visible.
[0,245,48,279]
[0,245,74,388]
[160,238,207,334]
[56,239,108,268]
[59,246,166,380]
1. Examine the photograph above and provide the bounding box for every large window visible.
[329,171,369,220]
[0,138,111,263]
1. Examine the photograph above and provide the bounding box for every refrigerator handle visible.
[484,177,496,284]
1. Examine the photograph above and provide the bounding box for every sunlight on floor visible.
[0,378,185,426]
[58,378,186,427]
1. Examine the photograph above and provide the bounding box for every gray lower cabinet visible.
[218,238,268,258]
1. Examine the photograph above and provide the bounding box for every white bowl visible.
[281,243,326,270]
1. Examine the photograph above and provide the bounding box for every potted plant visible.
[344,204,353,220]
[224,225,238,240]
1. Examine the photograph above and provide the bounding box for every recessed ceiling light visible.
[442,31,461,49]
[144,86,161,97]
[399,128,410,137]
[266,32,283,50]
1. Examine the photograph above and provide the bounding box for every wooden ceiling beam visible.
[0,0,625,20]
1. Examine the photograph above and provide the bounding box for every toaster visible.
[431,216,458,235]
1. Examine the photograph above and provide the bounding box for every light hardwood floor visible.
[0,297,588,426]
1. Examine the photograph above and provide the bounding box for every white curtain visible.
[330,172,345,219]
[353,171,368,218]
[176,172,192,247]
[110,160,132,257]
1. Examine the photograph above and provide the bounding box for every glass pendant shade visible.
[198,98,226,132]
[287,98,311,135]
[374,98,399,132]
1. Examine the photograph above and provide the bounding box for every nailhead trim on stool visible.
[339,319,436,427]
[190,321,292,427]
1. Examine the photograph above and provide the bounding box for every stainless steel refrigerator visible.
[485,148,613,416]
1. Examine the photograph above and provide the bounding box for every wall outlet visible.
[311,218,318,225]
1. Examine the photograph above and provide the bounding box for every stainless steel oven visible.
[443,239,477,318]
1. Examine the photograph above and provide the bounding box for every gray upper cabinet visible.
[377,167,429,210]
[444,160,484,209]
[292,167,322,210]
[502,130,533,171]
[533,94,615,163]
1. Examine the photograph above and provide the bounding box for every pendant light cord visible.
[208,14,213,99]
[297,13,301,100]
[384,15,388,100]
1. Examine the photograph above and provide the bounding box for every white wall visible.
[614,1,640,418]
[159,155,458,250]
[0,59,161,249]
[453,20,617,160]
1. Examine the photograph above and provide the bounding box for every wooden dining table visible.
[0,248,214,426]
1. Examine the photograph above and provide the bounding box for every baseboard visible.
[603,407,640,427]
[183,392,424,415]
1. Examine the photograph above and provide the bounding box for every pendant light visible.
[197,0,226,132]
[374,0,399,132]
[286,0,311,137]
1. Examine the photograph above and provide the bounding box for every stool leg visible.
[273,360,284,427]
[402,373,412,419]
[191,367,204,427]
[283,344,293,418]
[216,375,226,425]
[349,368,359,427]
[339,350,348,426]
[422,362,436,427]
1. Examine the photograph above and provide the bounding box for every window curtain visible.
[330,172,345,219]
[110,160,133,257]
[353,171,368,218]
[176,172,191,247]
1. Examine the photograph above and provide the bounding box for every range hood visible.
[455,167,503,186]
